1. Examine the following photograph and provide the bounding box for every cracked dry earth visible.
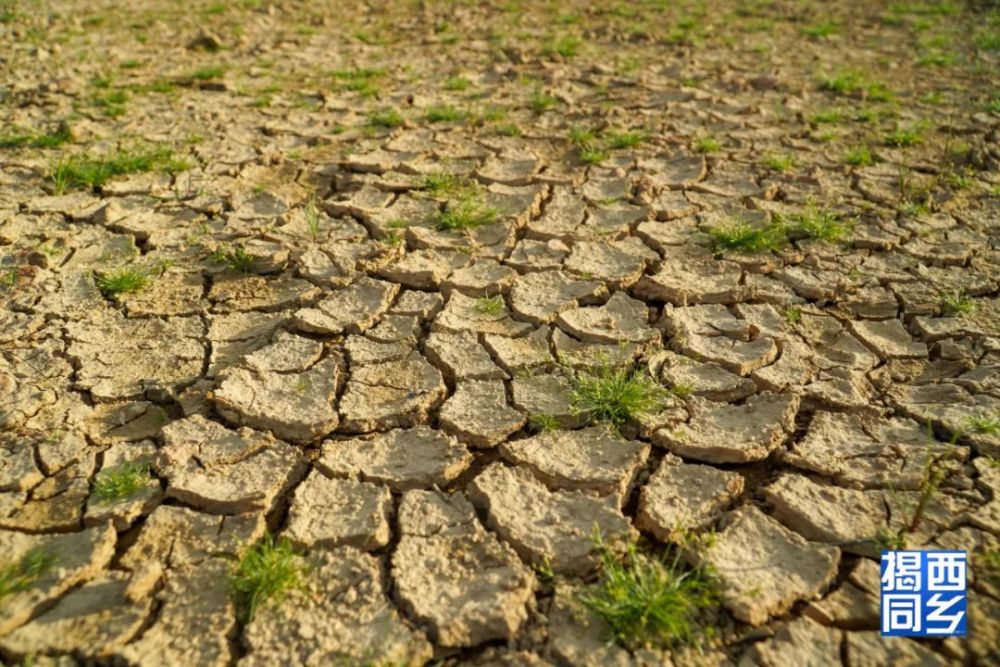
[1,0,1000,665]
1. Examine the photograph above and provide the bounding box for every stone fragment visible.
[439,380,526,447]
[433,291,534,337]
[556,291,659,346]
[844,631,949,666]
[546,582,636,667]
[468,463,634,575]
[657,351,756,402]
[564,238,655,289]
[0,572,150,657]
[653,393,799,463]
[425,330,507,382]
[318,426,472,492]
[508,270,607,325]
[763,474,887,555]
[244,548,432,666]
[292,276,398,335]
[338,352,446,433]
[510,374,585,429]
[697,506,839,626]
[0,524,117,635]
[158,416,305,514]
[284,470,392,551]
[442,258,518,297]
[741,617,842,667]
[483,326,554,373]
[636,455,744,541]
[848,319,927,360]
[392,490,535,647]
[663,305,778,376]
[500,426,649,505]
[634,258,744,306]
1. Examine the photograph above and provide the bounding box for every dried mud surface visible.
[1,0,999,665]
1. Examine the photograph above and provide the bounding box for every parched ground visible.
[1,0,999,665]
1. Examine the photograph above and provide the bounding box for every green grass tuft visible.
[709,219,785,253]
[762,153,794,172]
[435,196,500,231]
[472,295,505,316]
[883,125,923,147]
[693,136,721,153]
[546,33,582,58]
[52,145,188,192]
[367,108,405,129]
[91,461,150,503]
[580,532,718,650]
[939,289,976,317]
[570,362,665,429]
[844,145,874,166]
[785,205,852,242]
[967,413,999,435]
[95,268,150,299]
[607,130,645,150]
[230,534,306,622]
[191,65,225,80]
[444,76,472,91]
[0,124,72,149]
[424,105,463,123]
[0,549,57,603]
[211,244,255,273]
[528,413,560,433]
[528,89,557,113]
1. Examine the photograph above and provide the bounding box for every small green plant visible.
[435,196,500,231]
[709,219,785,253]
[444,76,471,91]
[215,244,254,273]
[528,89,556,113]
[570,362,665,429]
[495,123,522,137]
[528,413,560,433]
[422,173,469,196]
[51,145,188,192]
[693,136,721,153]
[91,461,150,503]
[230,534,306,622]
[668,383,693,399]
[0,549,57,603]
[809,109,842,124]
[762,153,794,172]
[545,33,582,58]
[191,65,225,81]
[785,205,852,242]
[607,131,645,150]
[472,295,505,316]
[95,268,150,299]
[580,531,718,650]
[0,124,72,149]
[424,105,463,123]
[884,125,923,147]
[818,69,892,101]
[844,145,874,166]
[968,413,999,436]
[939,289,976,317]
[367,108,404,129]
[801,21,838,37]
[784,306,802,325]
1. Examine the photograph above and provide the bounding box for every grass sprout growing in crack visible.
[939,289,976,317]
[90,461,150,503]
[424,104,463,123]
[693,135,721,153]
[528,88,556,114]
[230,534,306,622]
[435,196,500,231]
[0,549,57,603]
[95,267,150,299]
[570,361,665,429]
[304,197,322,241]
[709,219,785,253]
[762,153,794,172]
[844,145,874,166]
[0,123,72,149]
[472,295,505,316]
[528,413,560,433]
[968,413,999,436]
[580,530,718,650]
[210,244,254,273]
[51,145,188,192]
[366,108,404,129]
[785,204,852,242]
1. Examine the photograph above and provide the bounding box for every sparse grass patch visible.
[844,145,874,167]
[801,21,838,37]
[809,109,842,124]
[570,362,665,429]
[607,131,645,150]
[580,532,718,650]
[785,205,852,242]
[435,194,500,231]
[784,306,802,325]
[304,197,321,241]
[545,33,582,58]
[0,549,57,603]
[230,534,306,622]
[51,145,188,192]
[473,295,506,316]
[444,76,472,91]
[191,65,225,81]
[0,124,72,149]
[939,289,976,317]
[424,104,463,123]
[968,413,999,435]
[762,153,794,172]
[709,219,785,253]
[818,69,892,101]
[210,244,254,273]
[693,135,721,153]
[90,461,150,503]
[528,413,560,433]
[95,267,150,299]
[884,125,924,147]
[528,89,557,113]
[367,108,404,129]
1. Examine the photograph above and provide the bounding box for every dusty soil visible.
[1,0,999,665]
